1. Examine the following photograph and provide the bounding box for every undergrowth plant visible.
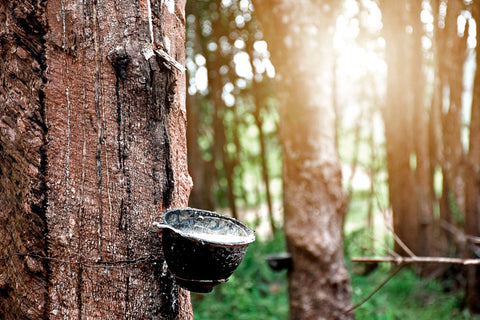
[193,229,479,319]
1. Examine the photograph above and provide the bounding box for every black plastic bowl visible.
[154,208,255,293]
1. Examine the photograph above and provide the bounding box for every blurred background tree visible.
[186,0,281,230]
[186,0,480,318]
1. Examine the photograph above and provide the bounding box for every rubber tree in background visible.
[0,0,192,318]
[252,1,352,319]
[465,2,480,313]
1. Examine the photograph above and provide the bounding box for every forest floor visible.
[193,194,480,319]
[192,229,480,319]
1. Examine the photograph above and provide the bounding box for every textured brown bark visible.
[427,0,456,259]
[379,0,419,256]
[432,0,467,259]
[410,0,433,261]
[464,3,480,313]
[441,0,467,220]
[1,0,193,318]
[0,2,49,317]
[253,1,352,319]
[427,0,448,258]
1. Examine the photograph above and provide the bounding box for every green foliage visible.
[344,194,476,319]
[186,0,282,210]
[352,266,476,320]
[187,0,479,318]
[448,192,465,226]
[193,229,479,319]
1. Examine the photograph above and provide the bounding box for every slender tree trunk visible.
[410,0,434,261]
[434,0,467,261]
[429,0,450,258]
[253,1,352,319]
[210,63,238,218]
[441,0,467,221]
[464,3,480,313]
[231,102,247,205]
[379,0,419,255]
[367,110,376,249]
[207,0,238,218]
[186,1,217,211]
[0,0,193,318]
[245,37,276,233]
[186,75,216,211]
[253,102,276,233]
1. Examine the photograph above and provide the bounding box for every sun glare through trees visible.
[187,0,480,318]
[3,0,480,318]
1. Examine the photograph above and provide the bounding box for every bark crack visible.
[0,1,50,318]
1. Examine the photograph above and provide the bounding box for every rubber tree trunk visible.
[379,0,419,256]
[0,0,193,318]
[441,0,467,218]
[253,101,276,234]
[245,37,276,233]
[207,1,238,219]
[464,3,480,313]
[185,0,217,211]
[428,0,449,257]
[435,0,467,259]
[410,0,433,260]
[252,1,352,319]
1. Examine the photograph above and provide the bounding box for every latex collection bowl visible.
[154,208,255,293]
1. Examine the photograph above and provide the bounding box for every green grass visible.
[192,230,480,319]
[351,265,476,320]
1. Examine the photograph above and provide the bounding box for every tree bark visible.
[441,0,467,221]
[252,1,352,319]
[0,0,193,318]
[379,0,419,256]
[246,36,276,232]
[253,96,276,233]
[464,3,480,313]
[428,0,449,258]
[410,0,433,260]
[433,0,467,260]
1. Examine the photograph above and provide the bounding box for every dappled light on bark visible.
[253,1,353,319]
[186,0,480,317]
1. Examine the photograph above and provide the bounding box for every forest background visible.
[186,0,480,319]
[1,0,480,318]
